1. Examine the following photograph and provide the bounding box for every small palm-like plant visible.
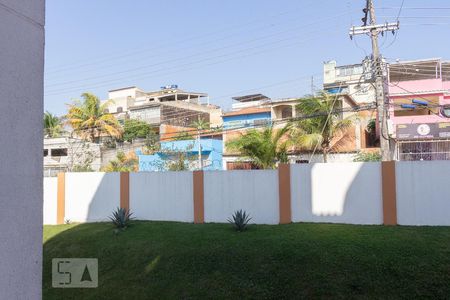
[109,207,134,229]
[228,209,252,232]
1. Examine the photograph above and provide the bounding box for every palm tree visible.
[43,111,63,138]
[191,116,210,170]
[66,93,122,143]
[226,124,291,169]
[292,92,354,163]
[191,116,209,130]
[101,151,138,172]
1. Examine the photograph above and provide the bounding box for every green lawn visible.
[44,222,450,299]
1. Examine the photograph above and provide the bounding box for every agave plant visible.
[109,207,134,229]
[228,209,252,232]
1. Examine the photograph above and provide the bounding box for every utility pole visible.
[349,0,399,161]
[197,127,203,170]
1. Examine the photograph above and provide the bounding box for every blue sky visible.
[44,0,450,115]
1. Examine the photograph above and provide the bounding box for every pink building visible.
[388,58,450,161]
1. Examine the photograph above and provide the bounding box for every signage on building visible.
[396,123,450,140]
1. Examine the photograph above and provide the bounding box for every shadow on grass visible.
[43,221,450,300]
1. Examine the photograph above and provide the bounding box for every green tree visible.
[292,92,354,163]
[123,119,153,142]
[226,125,291,169]
[353,151,381,162]
[43,111,63,138]
[143,130,160,154]
[66,93,122,143]
[191,116,209,130]
[101,151,138,172]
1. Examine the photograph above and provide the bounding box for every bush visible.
[123,119,153,142]
[353,151,381,162]
[228,209,252,232]
[109,207,134,229]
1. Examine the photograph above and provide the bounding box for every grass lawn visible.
[43,222,450,299]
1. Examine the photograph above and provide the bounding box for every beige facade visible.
[102,85,222,127]
[44,137,102,176]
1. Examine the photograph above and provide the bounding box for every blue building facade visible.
[138,139,223,171]
[222,111,271,130]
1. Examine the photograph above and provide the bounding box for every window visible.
[51,148,68,157]
[281,107,293,119]
[104,108,109,113]
[117,107,123,113]
[43,149,48,157]
[253,119,269,126]
[296,160,309,164]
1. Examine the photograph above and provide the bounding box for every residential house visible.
[103,85,223,128]
[222,94,272,169]
[319,59,380,161]
[44,137,101,176]
[388,58,450,160]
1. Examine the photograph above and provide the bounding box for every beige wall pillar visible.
[382,161,397,225]
[57,173,66,225]
[120,172,130,211]
[278,164,292,224]
[193,171,204,223]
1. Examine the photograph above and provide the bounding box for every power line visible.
[45,1,321,74]
[45,14,349,89]
[44,26,342,96]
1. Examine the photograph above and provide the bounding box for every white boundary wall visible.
[291,163,383,225]
[43,161,450,226]
[130,172,194,222]
[43,178,58,225]
[65,173,120,222]
[396,161,450,226]
[204,170,279,224]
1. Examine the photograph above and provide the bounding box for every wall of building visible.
[204,170,279,224]
[0,0,45,298]
[65,173,120,222]
[291,163,383,224]
[222,112,271,129]
[44,137,102,174]
[139,139,223,171]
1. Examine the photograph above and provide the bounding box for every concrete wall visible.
[0,0,44,299]
[0,0,45,298]
[44,161,450,227]
[130,172,194,222]
[44,178,58,225]
[204,170,279,224]
[65,173,120,222]
[291,163,383,224]
[396,161,450,225]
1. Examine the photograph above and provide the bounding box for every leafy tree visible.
[66,93,122,143]
[191,116,209,130]
[173,131,193,141]
[353,151,381,162]
[292,92,354,163]
[143,130,160,154]
[101,151,138,172]
[166,152,191,171]
[123,119,153,142]
[43,111,63,138]
[226,125,291,169]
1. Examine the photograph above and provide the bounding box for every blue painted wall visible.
[223,112,271,129]
[139,139,223,171]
